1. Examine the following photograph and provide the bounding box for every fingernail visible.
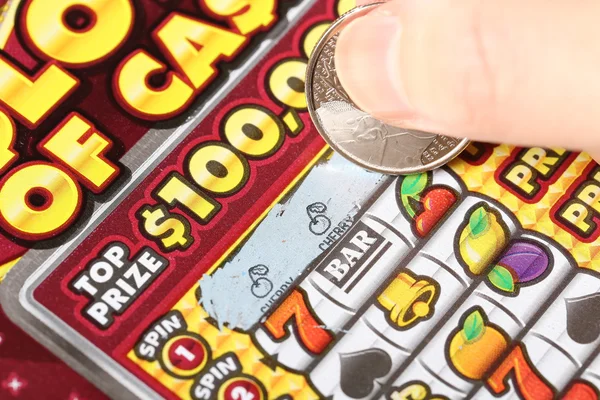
[335,5,413,121]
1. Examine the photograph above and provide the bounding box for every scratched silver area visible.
[306,4,469,175]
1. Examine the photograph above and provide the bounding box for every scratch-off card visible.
[0,1,600,400]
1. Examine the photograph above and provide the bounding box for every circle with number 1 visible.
[160,333,210,378]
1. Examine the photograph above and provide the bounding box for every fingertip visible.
[334,5,411,121]
[587,149,600,165]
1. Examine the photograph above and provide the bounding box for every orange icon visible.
[378,272,438,330]
[448,308,509,380]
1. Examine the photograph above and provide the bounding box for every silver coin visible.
[306,3,470,175]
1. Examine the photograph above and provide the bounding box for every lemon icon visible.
[458,205,508,276]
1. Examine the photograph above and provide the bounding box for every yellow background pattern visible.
[450,145,600,272]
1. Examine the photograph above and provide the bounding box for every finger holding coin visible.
[306,3,469,175]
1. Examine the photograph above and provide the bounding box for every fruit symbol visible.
[448,308,509,380]
[389,381,450,400]
[378,272,438,330]
[307,202,331,235]
[248,265,273,299]
[486,241,550,295]
[457,205,508,276]
[399,173,458,238]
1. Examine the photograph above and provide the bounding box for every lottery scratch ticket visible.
[0,1,598,400]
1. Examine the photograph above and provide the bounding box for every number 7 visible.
[486,343,554,400]
[263,288,333,354]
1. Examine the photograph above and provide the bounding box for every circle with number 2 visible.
[218,376,265,400]
[160,333,210,379]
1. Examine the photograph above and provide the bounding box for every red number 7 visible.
[263,288,333,354]
[486,344,554,400]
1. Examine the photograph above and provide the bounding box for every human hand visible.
[335,0,600,162]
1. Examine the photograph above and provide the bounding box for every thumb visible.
[335,0,600,158]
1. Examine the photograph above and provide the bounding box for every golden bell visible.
[377,271,437,329]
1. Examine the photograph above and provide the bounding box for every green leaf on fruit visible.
[400,173,428,218]
[401,173,428,197]
[469,206,490,237]
[488,265,515,293]
[462,310,485,342]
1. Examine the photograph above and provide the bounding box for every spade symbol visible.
[565,292,600,344]
[339,349,392,398]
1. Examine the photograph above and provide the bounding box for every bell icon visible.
[377,271,438,330]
